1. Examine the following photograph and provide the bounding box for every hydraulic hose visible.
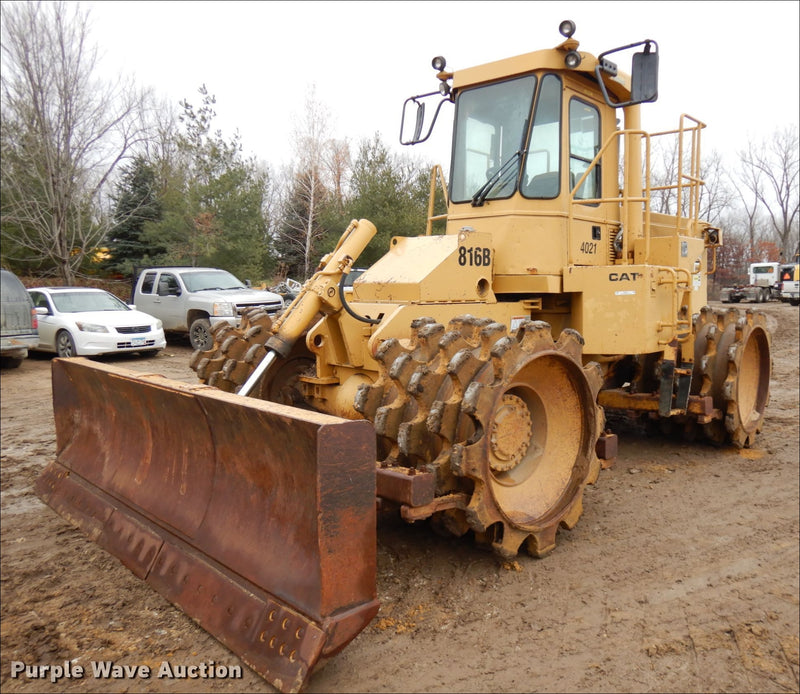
[338,273,381,325]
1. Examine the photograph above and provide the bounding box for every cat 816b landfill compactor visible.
[37,20,771,693]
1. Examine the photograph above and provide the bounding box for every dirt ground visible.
[1,301,798,694]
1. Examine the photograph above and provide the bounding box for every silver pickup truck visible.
[1,269,39,368]
[132,266,284,350]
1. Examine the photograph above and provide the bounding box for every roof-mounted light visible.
[564,50,582,68]
[559,20,576,38]
[431,56,446,71]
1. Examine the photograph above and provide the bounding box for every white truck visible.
[720,262,783,304]
[131,266,284,350]
[780,263,799,306]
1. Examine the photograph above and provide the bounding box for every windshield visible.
[52,291,129,313]
[520,74,563,198]
[181,270,245,291]
[450,75,536,203]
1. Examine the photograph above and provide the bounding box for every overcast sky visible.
[79,0,799,171]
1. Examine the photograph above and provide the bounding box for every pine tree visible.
[104,157,163,276]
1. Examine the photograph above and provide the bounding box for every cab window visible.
[569,98,601,201]
[141,272,157,294]
[157,273,181,297]
[521,75,562,199]
[29,291,51,312]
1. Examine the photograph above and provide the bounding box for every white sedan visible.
[28,287,166,358]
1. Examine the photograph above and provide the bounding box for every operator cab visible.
[401,20,658,213]
[400,20,660,280]
[449,72,600,207]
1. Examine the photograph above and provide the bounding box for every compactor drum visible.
[692,307,771,446]
[37,21,771,693]
[195,309,605,560]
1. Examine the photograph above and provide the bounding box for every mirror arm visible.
[594,39,659,109]
[400,91,453,145]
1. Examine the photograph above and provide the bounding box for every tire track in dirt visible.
[1,306,798,693]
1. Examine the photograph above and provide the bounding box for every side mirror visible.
[400,91,451,145]
[631,48,658,104]
[595,40,659,109]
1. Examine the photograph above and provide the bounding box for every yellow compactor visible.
[37,21,771,693]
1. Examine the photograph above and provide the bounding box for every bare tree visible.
[323,137,351,212]
[649,137,680,215]
[734,156,764,262]
[276,86,351,279]
[0,1,152,283]
[648,138,733,225]
[737,126,799,260]
[283,87,331,278]
[696,150,736,226]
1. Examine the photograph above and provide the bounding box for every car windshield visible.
[181,270,245,291]
[51,291,129,313]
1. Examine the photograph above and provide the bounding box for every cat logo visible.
[609,271,641,281]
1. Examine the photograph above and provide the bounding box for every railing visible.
[425,164,449,235]
[657,267,693,343]
[568,115,708,346]
[568,114,707,265]
[650,114,707,235]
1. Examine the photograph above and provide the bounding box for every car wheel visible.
[189,318,213,351]
[0,356,24,369]
[56,330,77,358]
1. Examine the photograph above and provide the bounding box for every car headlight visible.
[155,319,163,330]
[75,322,109,333]
[212,301,235,317]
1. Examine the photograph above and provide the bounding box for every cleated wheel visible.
[693,306,771,447]
[356,316,604,559]
[451,321,604,559]
[189,308,314,403]
[191,311,606,560]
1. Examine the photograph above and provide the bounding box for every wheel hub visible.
[489,393,531,472]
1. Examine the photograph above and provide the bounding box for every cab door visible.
[564,87,620,267]
[152,272,185,330]
[133,271,160,322]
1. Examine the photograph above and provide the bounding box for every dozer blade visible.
[35,357,378,693]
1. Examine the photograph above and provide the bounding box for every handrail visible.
[569,115,707,349]
[569,114,706,266]
[426,165,449,235]
[674,114,706,233]
[567,129,651,265]
[656,267,692,343]
[707,245,718,275]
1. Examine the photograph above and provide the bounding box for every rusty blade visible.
[36,357,379,693]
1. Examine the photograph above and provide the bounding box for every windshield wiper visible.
[471,150,522,207]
